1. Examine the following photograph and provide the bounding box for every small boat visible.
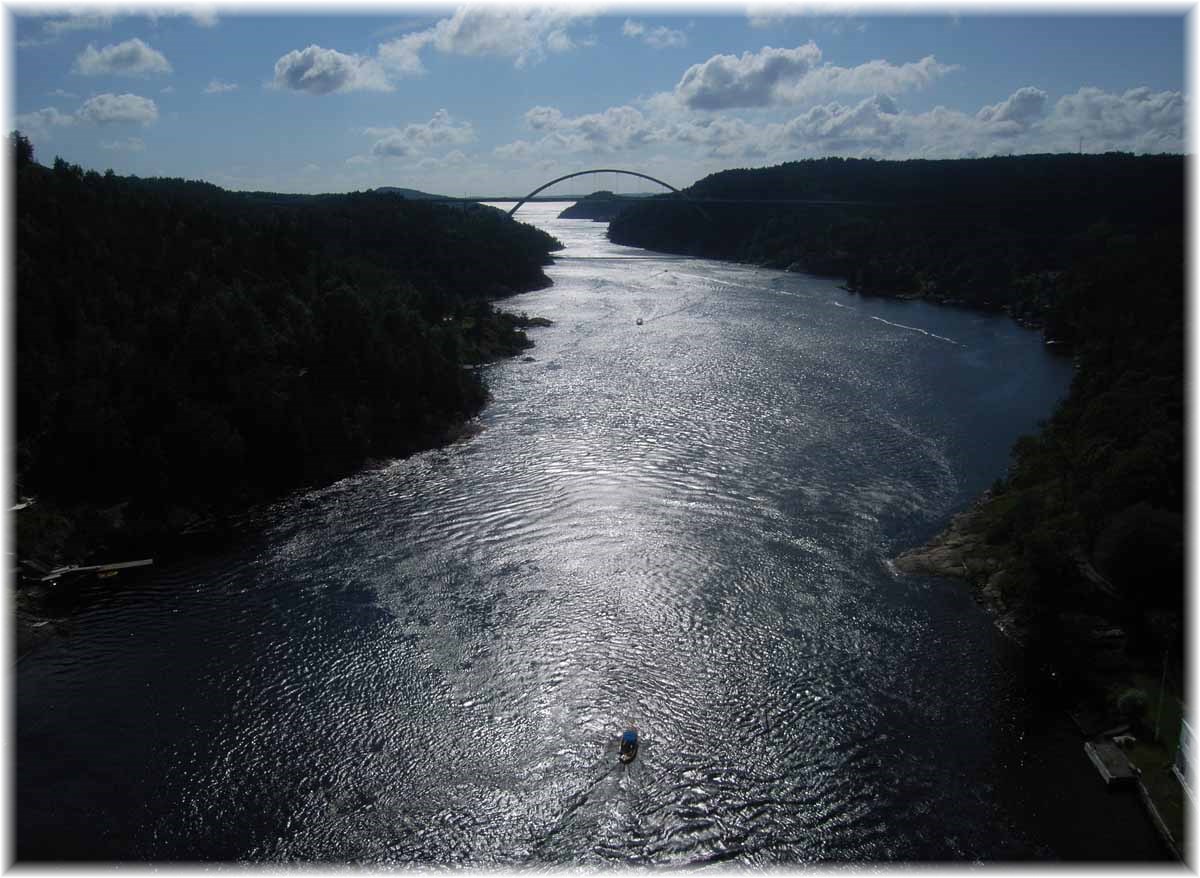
[618,728,639,764]
[635,317,643,326]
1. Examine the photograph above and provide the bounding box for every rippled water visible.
[16,204,1167,863]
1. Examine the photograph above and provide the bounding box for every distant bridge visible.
[505,169,683,217]
[404,165,887,220]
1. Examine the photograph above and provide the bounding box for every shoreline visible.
[12,309,556,657]
[892,491,1032,645]
[892,495,1186,861]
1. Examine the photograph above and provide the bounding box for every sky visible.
[6,2,1191,197]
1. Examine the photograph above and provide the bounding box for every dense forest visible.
[558,191,645,222]
[13,132,561,562]
[613,154,1184,689]
[609,153,1181,335]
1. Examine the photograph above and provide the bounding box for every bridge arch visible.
[506,168,681,217]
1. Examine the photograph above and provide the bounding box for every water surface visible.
[16,203,1166,863]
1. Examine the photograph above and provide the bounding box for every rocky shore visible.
[893,492,1031,644]
[894,494,1186,859]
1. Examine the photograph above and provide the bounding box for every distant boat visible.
[619,728,639,764]
[635,317,644,326]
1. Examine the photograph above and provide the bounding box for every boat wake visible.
[869,315,961,346]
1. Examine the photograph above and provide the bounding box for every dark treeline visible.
[558,190,645,222]
[14,132,561,561]
[613,153,1184,684]
[981,223,1183,666]
[609,153,1181,336]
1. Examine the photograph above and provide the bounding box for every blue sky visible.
[8,4,1189,197]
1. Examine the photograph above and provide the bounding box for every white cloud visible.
[17,8,215,48]
[49,88,78,99]
[273,45,391,95]
[780,55,959,102]
[161,85,175,94]
[13,106,76,137]
[745,4,864,32]
[518,103,660,154]
[77,92,158,125]
[73,38,172,76]
[676,43,823,110]
[779,94,903,151]
[417,150,469,171]
[44,14,113,36]
[144,7,218,27]
[378,7,593,72]
[377,31,432,76]
[622,18,687,49]
[493,139,535,161]
[1044,85,1184,153]
[675,43,956,110]
[745,4,802,28]
[204,79,238,94]
[976,85,1047,129]
[495,82,1184,172]
[100,136,145,151]
[367,109,475,157]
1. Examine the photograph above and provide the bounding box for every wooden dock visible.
[37,559,154,581]
[1085,738,1139,788]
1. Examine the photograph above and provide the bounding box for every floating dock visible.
[1084,738,1139,788]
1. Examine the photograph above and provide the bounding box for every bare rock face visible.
[891,497,1030,644]
[892,507,987,578]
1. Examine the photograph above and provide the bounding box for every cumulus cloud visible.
[1045,85,1184,153]
[77,92,158,125]
[495,79,1184,170]
[623,19,687,48]
[976,85,1047,131]
[366,109,475,158]
[14,106,76,137]
[781,55,958,102]
[417,149,469,171]
[73,38,172,76]
[377,31,433,76]
[518,103,660,153]
[273,45,391,95]
[780,93,903,151]
[675,43,956,110]
[493,139,535,161]
[677,43,823,110]
[378,7,592,72]
[204,79,239,94]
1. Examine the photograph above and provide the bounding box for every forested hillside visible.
[13,133,561,561]
[609,153,1181,334]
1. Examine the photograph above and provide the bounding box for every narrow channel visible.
[15,203,1166,862]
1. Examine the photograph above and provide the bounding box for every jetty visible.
[30,558,154,582]
[1084,737,1139,788]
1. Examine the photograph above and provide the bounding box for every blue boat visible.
[619,728,639,764]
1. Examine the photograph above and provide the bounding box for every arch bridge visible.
[507,168,694,218]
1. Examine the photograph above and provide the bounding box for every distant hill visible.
[374,185,448,200]
[558,190,643,221]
